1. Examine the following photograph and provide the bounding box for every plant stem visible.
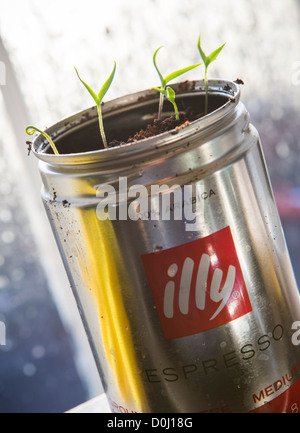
[97,103,108,149]
[44,132,60,155]
[174,104,179,121]
[204,67,208,115]
[158,91,164,121]
[173,104,179,120]
[26,126,59,155]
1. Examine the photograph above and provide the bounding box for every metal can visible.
[32,80,300,413]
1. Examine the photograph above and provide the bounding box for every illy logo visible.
[142,226,252,339]
[163,255,236,321]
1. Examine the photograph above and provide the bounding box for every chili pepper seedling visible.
[151,86,179,120]
[74,61,116,149]
[165,86,179,120]
[197,34,226,115]
[26,126,59,155]
[152,46,201,121]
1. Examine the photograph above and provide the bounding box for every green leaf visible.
[206,43,226,66]
[164,63,202,86]
[74,67,99,105]
[197,34,225,68]
[197,34,208,67]
[150,86,166,94]
[165,86,176,104]
[98,61,116,102]
[153,46,165,88]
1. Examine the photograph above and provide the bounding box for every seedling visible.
[152,46,201,121]
[26,126,59,155]
[152,85,180,121]
[197,34,226,115]
[74,62,116,149]
[165,86,179,120]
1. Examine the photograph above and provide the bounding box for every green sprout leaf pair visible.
[26,62,116,153]
[74,62,116,149]
[197,34,226,115]
[152,46,201,121]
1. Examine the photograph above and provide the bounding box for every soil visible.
[108,111,202,148]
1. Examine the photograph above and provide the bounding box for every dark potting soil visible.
[129,112,201,142]
[109,111,201,147]
[105,93,230,149]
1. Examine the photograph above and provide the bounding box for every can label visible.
[142,226,252,339]
[250,377,300,413]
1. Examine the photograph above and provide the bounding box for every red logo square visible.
[141,226,252,340]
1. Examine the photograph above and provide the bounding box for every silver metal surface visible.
[33,80,300,413]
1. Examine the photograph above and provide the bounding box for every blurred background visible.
[0,0,299,413]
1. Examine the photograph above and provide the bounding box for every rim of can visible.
[32,79,241,167]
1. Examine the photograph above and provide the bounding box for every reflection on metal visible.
[76,209,147,411]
